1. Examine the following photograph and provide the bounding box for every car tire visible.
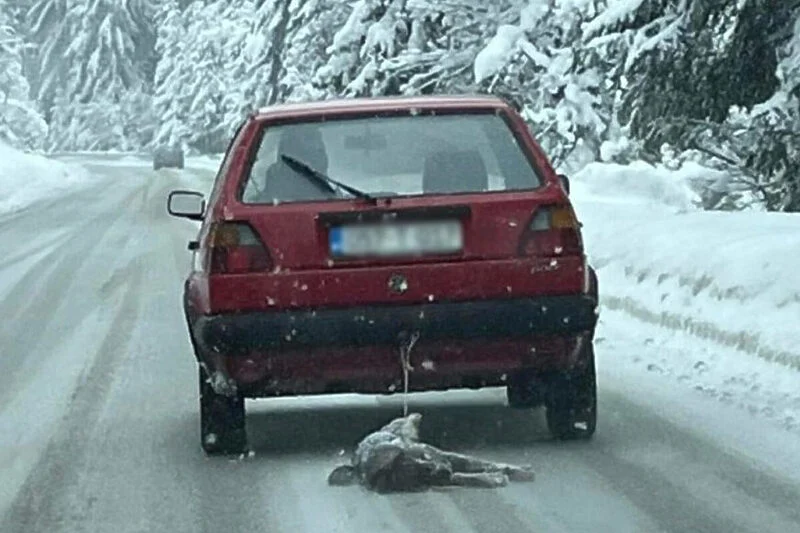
[199,366,248,455]
[545,342,597,440]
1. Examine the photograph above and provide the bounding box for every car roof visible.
[253,95,511,121]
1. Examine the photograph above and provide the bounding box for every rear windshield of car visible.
[241,112,543,204]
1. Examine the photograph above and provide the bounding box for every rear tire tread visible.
[545,345,597,441]
[199,367,248,456]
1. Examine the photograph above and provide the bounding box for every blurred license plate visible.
[330,220,463,257]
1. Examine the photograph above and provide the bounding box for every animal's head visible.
[381,412,423,443]
[327,465,357,486]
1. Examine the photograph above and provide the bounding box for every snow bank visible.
[600,307,800,432]
[572,161,800,371]
[0,143,94,214]
[572,160,701,210]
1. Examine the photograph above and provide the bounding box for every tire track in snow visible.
[251,457,418,533]
[0,229,70,272]
[602,294,800,371]
[0,178,142,325]
[577,390,800,533]
[0,220,121,396]
[0,183,146,408]
[31,171,226,533]
[0,262,145,533]
[436,487,539,533]
[0,177,117,240]
[30,205,214,533]
[391,489,533,533]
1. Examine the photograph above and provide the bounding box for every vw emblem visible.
[388,274,409,294]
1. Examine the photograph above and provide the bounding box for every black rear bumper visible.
[191,295,598,357]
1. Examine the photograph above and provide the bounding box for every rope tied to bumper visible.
[399,331,420,417]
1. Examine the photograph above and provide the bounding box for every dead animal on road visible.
[328,413,535,493]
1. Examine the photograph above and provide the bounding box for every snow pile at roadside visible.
[0,142,94,214]
[572,161,800,428]
[572,160,704,210]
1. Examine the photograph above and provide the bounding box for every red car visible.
[167,95,599,455]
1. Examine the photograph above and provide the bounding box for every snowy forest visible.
[1,0,799,212]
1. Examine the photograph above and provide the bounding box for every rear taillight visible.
[207,222,272,274]
[520,205,583,257]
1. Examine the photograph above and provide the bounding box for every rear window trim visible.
[236,108,547,206]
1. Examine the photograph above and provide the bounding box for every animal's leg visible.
[425,446,535,482]
[413,444,490,473]
[439,450,501,473]
[449,472,509,489]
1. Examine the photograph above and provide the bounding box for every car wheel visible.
[545,343,597,440]
[199,366,247,455]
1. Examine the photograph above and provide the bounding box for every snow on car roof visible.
[254,95,510,120]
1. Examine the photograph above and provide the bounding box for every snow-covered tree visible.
[151,1,193,150]
[303,1,630,168]
[472,2,608,169]
[24,0,796,214]
[280,0,351,102]
[29,0,157,150]
[242,0,294,106]
[581,0,793,152]
[312,0,513,98]
[0,0,46,148]
[152,0,255,153]
[152,0,347,151]
[666,10,800,213]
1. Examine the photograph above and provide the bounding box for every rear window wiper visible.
[280,154,376,204]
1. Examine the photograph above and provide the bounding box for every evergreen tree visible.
[583,0,793,152]
[29,0,157,150]
[475,1,613,168]
[153,0,254,153]
[0,0,46,148]
[280,0,350,102]
[672,11,800,213]
[311,0,512,98]
[151,1,188,149]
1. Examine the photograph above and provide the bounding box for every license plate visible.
[330,220,463,258]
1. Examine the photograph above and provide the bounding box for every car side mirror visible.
[168,190,205,221]
[558,174,570,195]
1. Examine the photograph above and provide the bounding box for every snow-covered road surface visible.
[1,157,799,533]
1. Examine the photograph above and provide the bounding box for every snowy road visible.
[1,158,799,533]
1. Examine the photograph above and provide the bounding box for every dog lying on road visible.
[328,413,535,493]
